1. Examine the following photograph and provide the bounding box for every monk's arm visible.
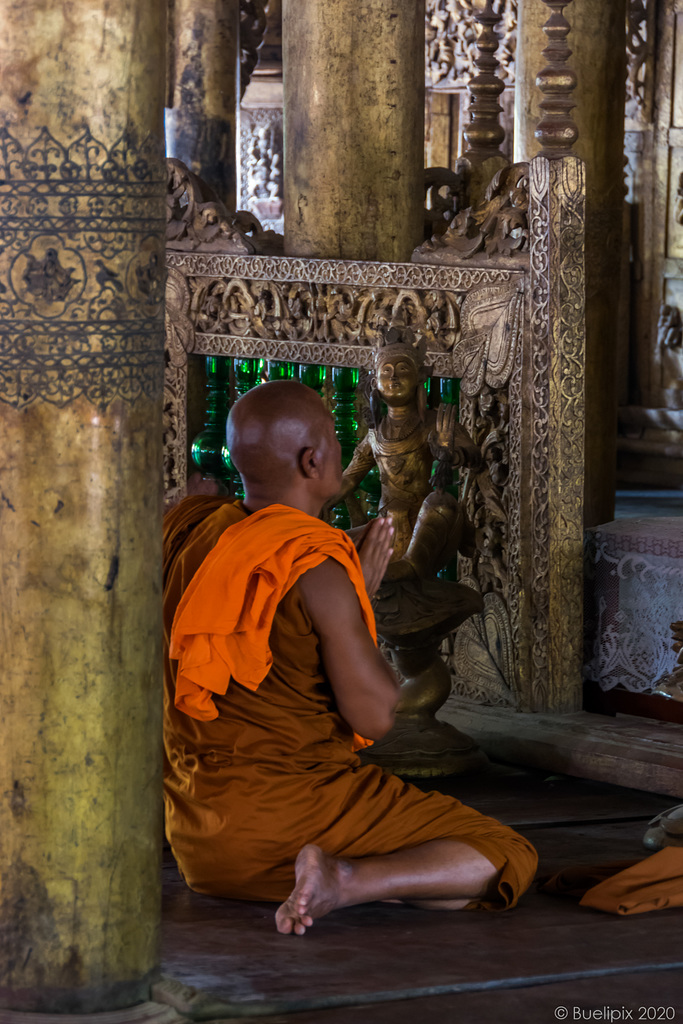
[297,559,400,739]
[330,436,376,504]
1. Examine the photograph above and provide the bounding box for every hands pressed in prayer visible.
[349,515,394,597]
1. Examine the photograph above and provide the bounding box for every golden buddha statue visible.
[332,327,487,776]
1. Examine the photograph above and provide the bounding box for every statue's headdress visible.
[366,326,429,429]
[373,326,428,380]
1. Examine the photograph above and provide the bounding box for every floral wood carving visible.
[526,155,585,713]
[445,580,516,707]
[166,158,282,254]
[453,282,524,396]
[167,158,256,253]
[425,0,517,90]
[164,267,195,502]
[459,385,510,600]
[413,162,529,263]
[166,251,522,377]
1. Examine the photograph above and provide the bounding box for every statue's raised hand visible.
[429,403,458,462]
[429,403,483,473]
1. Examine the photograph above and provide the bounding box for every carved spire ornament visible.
[462,0,506,159]
[534,0,579,156]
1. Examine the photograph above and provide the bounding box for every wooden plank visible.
[438,705,683,797]
[408,763,675,826]
[247,969,683,1024]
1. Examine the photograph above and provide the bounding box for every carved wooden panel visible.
[164,154,586,716]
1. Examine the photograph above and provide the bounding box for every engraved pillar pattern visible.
[528,154,585,712]
[0,129,166,408]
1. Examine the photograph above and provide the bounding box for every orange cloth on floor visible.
[538,860,639,899]
[163,496,538,907]
[169,501,375,750]
[579,848,683,915]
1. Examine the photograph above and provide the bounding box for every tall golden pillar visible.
[167,0,239,209]
[282,0,424,262]
[514,0,626,527]
[0,1,166,1012]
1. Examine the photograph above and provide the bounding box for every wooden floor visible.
[159,764,683,1022]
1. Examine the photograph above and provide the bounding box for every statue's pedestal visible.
[363,595,489,777]
[361,711,488,777]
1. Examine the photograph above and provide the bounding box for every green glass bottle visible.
[224,357,264,496]
[298,363,327,394]
[330,366,359,529]
[191,356,232,482]
[267,360,295,380]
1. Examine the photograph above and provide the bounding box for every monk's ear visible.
[299,446,321,479]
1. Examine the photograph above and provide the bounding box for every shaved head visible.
[226,381,341,510]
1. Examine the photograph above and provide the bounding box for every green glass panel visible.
[298,363,327,393]
[439,377,460,407]
[234,357,263,396]
[267,360,295,380]
[330,366,359,529]
[191,356,231,481]
[227,357,263,496]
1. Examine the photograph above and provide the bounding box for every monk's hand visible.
[354,516,394,597]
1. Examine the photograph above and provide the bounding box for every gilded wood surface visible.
[164,154,586,715]
[528,155,585,713]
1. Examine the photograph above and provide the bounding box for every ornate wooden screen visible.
[164,152,586,716]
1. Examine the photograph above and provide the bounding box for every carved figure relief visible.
[239,108,284,234]
[414,162,529,263]
[626,0,651,122]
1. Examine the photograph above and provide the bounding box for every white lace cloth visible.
[583,518,683,693]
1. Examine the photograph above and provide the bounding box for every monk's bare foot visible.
[275,844,347,936]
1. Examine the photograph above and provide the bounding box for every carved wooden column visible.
[460,0,509,204]
[515,0,626,527]
[282,0,424,261]
[0,0,166,1012]
[167,0,240,209]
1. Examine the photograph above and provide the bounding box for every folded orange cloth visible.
[579,847,683,915]
[169,503,376,748]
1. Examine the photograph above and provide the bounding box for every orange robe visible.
[163,496,538,908]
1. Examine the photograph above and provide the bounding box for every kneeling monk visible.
[163,380,537,935]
